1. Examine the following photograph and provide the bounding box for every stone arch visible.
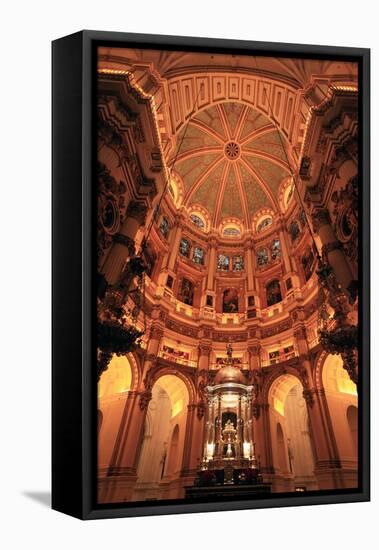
[320,354,358,477]
[262,365,303,403]
[145,365,196,405]
[134,373,190,500]
[268,372,317,491]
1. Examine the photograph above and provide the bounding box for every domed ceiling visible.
[173,102,291,227]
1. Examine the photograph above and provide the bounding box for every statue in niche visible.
[266,279,282,306]
[222,287,238,313]
[178,277,194,306]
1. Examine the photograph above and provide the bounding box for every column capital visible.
[199,341,212,356]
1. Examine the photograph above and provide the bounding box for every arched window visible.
[271,239,281,261]
[179,238,191,258]
[178,278,194,305]
[190,213,205,230]
[257,248,269,267]
[257,217,272,233]
[289,220,301,242]
[232,255,244,271]
[193,246,205,265]
[217,254,230,271]
[266,279,282,306]
[159,216,170,238]
[223,227,240,237]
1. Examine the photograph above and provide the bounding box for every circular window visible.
[224,141,241,160]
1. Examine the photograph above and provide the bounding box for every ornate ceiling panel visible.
[173,102,290,226]
[175,153,221,193]
[243,156,290,198]
[238,164,272,216]
[190,160,226,215]
[244,130,289,163]
[220,165,243,219]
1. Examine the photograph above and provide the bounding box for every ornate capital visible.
[302,388,315,407]
[138,390,152,411]
[252,402,261,419]
[149,325,164,341]
[311,208,331,232]
[199,342,212,356]
[126,200,148,224]
[248,345,261,356]
[113,233,136,256]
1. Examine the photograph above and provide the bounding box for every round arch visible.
[98,354,133,399]
[145,366,196,405]
[268,372,317,491]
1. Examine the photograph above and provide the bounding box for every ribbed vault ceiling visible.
[173,101,291,226]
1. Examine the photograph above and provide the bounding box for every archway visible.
[134,375,189,501]
[268,374,317,492]
[97,355,133,470]
[322,354,358,472]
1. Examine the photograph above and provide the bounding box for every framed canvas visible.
[52,30,370,520]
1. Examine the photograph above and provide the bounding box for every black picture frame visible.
[52,30,370,520]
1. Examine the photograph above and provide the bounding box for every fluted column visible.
[102,200,147,285]
[312,208,354,293]
[248,343,261,370]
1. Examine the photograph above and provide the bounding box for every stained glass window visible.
[193,246,205,265]
[232,255,244,271]
[190,214,205,230]
[271,239,281,261]
[223,227,240,237]
[179,238,191,258]
[257,248,269,267]
[217,254,230,271]
[257,217,272,232]
[159,216,170,238]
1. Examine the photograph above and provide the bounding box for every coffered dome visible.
[173,102,291,230]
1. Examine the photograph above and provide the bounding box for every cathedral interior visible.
[96,46,359,504]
